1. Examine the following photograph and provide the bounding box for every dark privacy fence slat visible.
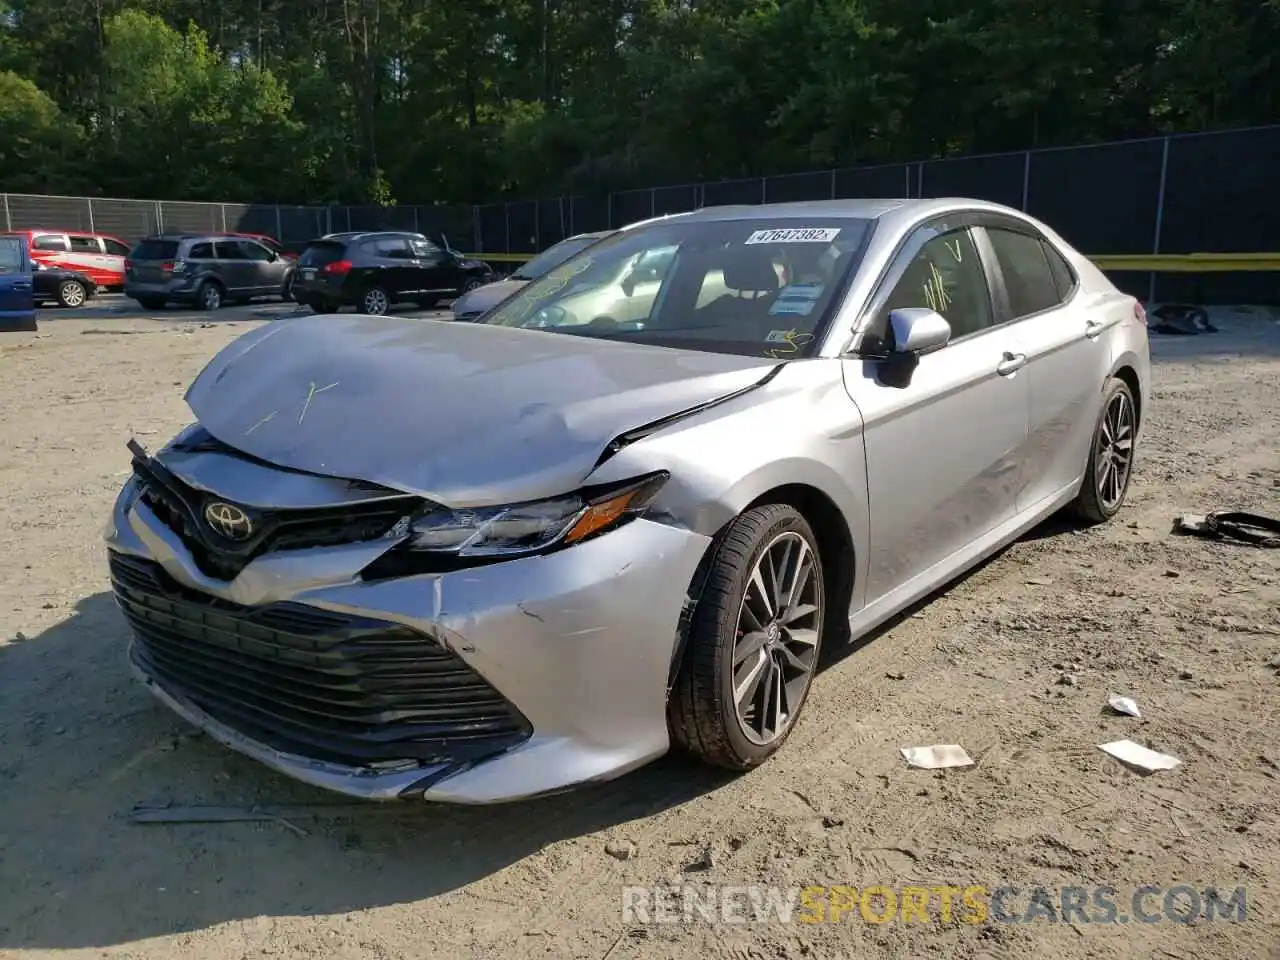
[0,126,1274,303]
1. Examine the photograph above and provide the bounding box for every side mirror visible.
[889,307,951,355]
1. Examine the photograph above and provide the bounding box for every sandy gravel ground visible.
[1,309,1277,960]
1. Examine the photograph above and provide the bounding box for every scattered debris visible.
[900,744,974,770]
[821,815,844,829]
[885,671,906,680]
[1173,511,1280,548]
[605,839,638,861]
[1024,576,1055,586]
[1178,670,1194,681]
[11,631,28,642]
[1098,740,1181,774]
[685,845,716,872]
[1058,672,1080,687]
[1107,694,1142,718]
[1149,304,1217,336]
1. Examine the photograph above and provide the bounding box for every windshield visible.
[479,218,872,357]
[512,234,608,281]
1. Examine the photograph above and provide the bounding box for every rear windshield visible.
[299,241,348,267]
[131,239,179,260]
[512,235,607,281]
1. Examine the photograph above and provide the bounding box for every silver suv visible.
[124,234,295,311]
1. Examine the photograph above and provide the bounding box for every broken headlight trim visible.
[402,472,668,558]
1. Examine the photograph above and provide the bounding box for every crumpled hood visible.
[452,277,527,318]
[186,314,777,506]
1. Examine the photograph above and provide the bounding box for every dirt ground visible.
[1,309,1277,960]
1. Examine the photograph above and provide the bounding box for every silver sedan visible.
[105,198,1149,802]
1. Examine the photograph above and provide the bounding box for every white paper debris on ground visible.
[1099,739,1181,773]
[899,744,974,770]
[1108,694,1142,718]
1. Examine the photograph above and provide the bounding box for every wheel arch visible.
[1110,362,1143,429]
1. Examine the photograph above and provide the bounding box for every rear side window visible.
[214,241,246,259]
[131,239,179,260]
[69,235,100,252]
[986,227,1061,319]
[188,243,214,259]
[366,237,411,259]
[299,241,347,267]
[1042,241,1077,301]
[33,235,68,251]
[103,238,131,256]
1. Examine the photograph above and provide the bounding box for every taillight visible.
[323,259,353,275]
[1133,300,1147,325]
[161,260,175,273]
[123,259,132,271]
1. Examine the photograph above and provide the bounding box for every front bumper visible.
[106,476,712,803]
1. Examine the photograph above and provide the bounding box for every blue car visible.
[0,234,36,332]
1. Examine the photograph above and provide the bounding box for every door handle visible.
[996,351,1026,376]
[12,281,31,290]
[1085,319,1105,339]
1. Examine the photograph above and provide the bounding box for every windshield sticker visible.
[768,282,824,316]
[745,227,840,245]
[492,256,594,324]
[763,330,814,358]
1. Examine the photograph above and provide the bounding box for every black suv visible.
[124,234,294,310]
[291,231,495,314]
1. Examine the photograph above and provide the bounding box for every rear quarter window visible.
[1042,241,1077,301]
[33,235,68,252]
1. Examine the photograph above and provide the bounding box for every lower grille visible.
[110,551,531,767]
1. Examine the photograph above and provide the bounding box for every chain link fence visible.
[2,124,1276,302]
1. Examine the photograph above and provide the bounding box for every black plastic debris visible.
[1149,304,1218,336]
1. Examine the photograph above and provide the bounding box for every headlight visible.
[404,472,667,557]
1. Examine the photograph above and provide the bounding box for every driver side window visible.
[873,228,993,348]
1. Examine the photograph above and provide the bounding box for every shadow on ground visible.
[0,592,733,949]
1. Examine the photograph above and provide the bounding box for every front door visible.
[212,240,253,295]
[0,235,36,331]
[844,222,1029,605]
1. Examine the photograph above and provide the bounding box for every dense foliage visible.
[0,0,1276,204]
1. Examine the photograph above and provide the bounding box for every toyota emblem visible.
[204,501,254,541]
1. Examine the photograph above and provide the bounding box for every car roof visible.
[317,230,426,241]
[647,197,1040,226]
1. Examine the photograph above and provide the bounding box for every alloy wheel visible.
[731,531,822,745]
[1096,389,1135,510]
[201,284,222,310]
[363,288,389,314]
[60,281,86,307]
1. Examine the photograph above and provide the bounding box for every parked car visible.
[124,234,295,310]
[30,258,96,308]
[1,229,131,290]
[291,231,495,314]
[452,231,614,320]
[0,234,35,332]
[106,198,1149,803]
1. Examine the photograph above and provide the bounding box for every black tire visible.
[57,279,88,308]
[196,281,224,311]
[1071,377,1138,524]
[358,285,390,315]
[135,296,167,310]
[282,272,296,302]
[669,503,826,770]
[460,277,484,295]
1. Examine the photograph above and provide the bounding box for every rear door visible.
[212,240,252,294]
[0,235,36,330]
[126,238,181,284]
[976,220,1113,510]
[365,236,413,296]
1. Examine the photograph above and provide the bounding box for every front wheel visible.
[196,281,224,311]
[669,503,826,770]
[57,279,88,308]
[1071,377,1138,524]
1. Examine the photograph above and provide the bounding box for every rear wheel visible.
[669,503,825,770]
[57,279,87,308]
[358,285,390,315]
[1071,377,1137,524]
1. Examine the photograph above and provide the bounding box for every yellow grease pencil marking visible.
[245,410,277,434]
[298,381,338,425]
